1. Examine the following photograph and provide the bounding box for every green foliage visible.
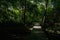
[0,0,23,23]
[0,0,60,32]
[25,0,45,24]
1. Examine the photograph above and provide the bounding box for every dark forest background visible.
[0,0,60,40]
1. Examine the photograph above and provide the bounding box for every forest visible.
[0,0,60,40]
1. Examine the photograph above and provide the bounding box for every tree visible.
[0,0,24,24]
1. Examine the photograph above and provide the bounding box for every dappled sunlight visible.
[30,0,34,3]
[29,28,33,30]
[33,26,41,29]
[0,0,60,40]
[57,31,60,34]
